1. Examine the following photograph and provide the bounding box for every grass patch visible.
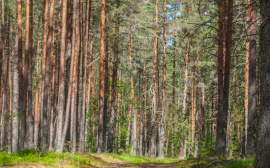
[106,153,180,163]
[221,157,255,168]
[0,148,99,167]
[174,156,255,168]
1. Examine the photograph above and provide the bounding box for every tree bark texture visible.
[255,0,270,167]
[97,0,106,153]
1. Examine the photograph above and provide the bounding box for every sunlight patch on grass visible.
[105,153,181,163]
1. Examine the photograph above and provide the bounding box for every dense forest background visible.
[0,0,270,167]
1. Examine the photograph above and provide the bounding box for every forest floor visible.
[0,153,177,168]
[0,149,255,168]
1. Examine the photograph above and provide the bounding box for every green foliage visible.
[106,153,180,163]
[0,148,98,166]
[174,157,255,168]
[221,157,255,168]
[198,134,216,157]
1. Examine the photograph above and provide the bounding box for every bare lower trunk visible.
[34,12,41,149]
[107,0,119,152]
[12,5,21,152]
[128,29,136,155]
[7,21,13,152]
[215,0,225,155]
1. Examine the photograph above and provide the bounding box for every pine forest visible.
[0,0,269,167]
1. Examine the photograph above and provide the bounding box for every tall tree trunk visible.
[138,67,144,155]
[75,0,83,147]
[86,3,94,152]
[194,49,200,157]
[34,12,41,149]
[79,0,90,153]
[150,0,158,158]
[255,0,270,166]
[49,0,61,151]
[103,32,109,151]
[97,0,106,153]
[179,2,190,158]
[171,32,176,157]
[1,0,7,150]
[215,0,225,155]
[70,0,81,154]
[43,0,55,151]
[107,0,119,153]
[226,55,236,157]
[129,31,136,155]
[7,20,13,152]
[116,68,122,152]
[200,49,205,141]
[25,0,34,149]
[17,0,25,150]
[56,0,71,153]
[222,0,233,156]
[40,0,49,151]
[143,60,148,155]
[244,0,256,156]
[190,49,195,155]
[158,0,166,159]
[12,0,22,153]
[87,5,95,151]
[55,0,67,153]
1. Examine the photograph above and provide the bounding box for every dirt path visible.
[1,154,178,168]
[99,162,177,168]
[88,154,177,168]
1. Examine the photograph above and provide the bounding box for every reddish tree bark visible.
[97,0,106,153]
[107,0,120,153]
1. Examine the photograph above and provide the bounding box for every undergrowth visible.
[0,148,99,167]
[174,156,255,168]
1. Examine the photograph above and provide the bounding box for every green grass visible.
[0,148,99,167]
[106,153,181,163]
[174,156,255,168]
[221,157,255,168]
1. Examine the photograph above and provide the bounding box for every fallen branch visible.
[204,160,217,168]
